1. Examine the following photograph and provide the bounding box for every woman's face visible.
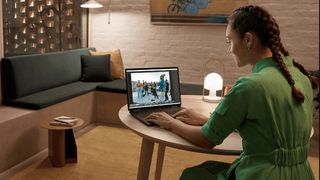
[226,24,251,67]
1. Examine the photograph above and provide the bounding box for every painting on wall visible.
[151,0,248,25]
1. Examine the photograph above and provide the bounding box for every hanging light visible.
[80,0,103,8]
[81,0,112,24]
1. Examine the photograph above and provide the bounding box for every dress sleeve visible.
[202,77,254,145]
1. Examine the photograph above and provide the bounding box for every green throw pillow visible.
[81,55,112,82]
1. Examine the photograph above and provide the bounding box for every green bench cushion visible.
[2,81,102,110]
[2,81,210,110]
[96,79,127,94]
[96,80,205,95]
[1,48,94,100]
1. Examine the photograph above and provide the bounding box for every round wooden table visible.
[40,118,84,167]
[119,95,242,180]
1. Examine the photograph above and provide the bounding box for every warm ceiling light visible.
[80,0,103,8]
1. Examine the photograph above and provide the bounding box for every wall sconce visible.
[202,60,225,103]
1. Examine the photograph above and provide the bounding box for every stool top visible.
[40,118,84,130]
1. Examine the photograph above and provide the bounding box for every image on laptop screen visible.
[126,67,181,110]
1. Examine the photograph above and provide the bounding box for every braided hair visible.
[228,5,319,104]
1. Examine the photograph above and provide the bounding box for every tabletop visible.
[119,95,243,155]
[40,118,84,130]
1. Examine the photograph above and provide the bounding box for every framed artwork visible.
[151,0,248,25]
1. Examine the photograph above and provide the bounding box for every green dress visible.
[181,56,315,180]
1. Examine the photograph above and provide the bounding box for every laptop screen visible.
[126,67,181,110]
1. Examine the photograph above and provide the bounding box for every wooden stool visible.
[40,118,84,167]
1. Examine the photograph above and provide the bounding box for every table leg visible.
[48,129,78,167]
[48,130,65,167]
[137,138,155,180]
[155,144,166,180]
[65,129,77,163]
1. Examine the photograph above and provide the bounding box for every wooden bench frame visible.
[0,91,127,178]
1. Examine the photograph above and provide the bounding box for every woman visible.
[146,5,318,180]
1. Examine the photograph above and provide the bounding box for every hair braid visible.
[292,60,319,89]
[257,6,305,103]
[280,42,319,89]
[270,41,305,103]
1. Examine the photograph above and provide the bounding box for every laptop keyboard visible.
[131,106,183,126]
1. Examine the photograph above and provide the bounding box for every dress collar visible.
[252,56,293,73]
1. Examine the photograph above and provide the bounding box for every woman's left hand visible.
[145,112,175,130]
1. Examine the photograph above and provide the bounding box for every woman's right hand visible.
[172,108,208,126]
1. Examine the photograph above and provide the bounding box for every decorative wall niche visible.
[2,0,87,56]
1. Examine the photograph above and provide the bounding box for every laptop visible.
[125,67,183,126]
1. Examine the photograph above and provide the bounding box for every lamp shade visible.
[81,0,103,8]
[204,73,223,91]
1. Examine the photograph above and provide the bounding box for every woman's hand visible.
[145,111,214,149]
[145,112,176,130]
[172,108,208,126]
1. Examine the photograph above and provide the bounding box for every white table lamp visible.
[203,72,223,103]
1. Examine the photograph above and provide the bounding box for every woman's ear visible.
[244,32,254,49]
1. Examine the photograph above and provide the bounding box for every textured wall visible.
[90,0,319,85]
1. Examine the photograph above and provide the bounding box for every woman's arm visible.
[146,112,214,149]
[170,120,215,149]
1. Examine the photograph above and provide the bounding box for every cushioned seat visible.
[1,48,94,100]
[2,82,102,109]
[1,46,210,110]
[96,79,127,94]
